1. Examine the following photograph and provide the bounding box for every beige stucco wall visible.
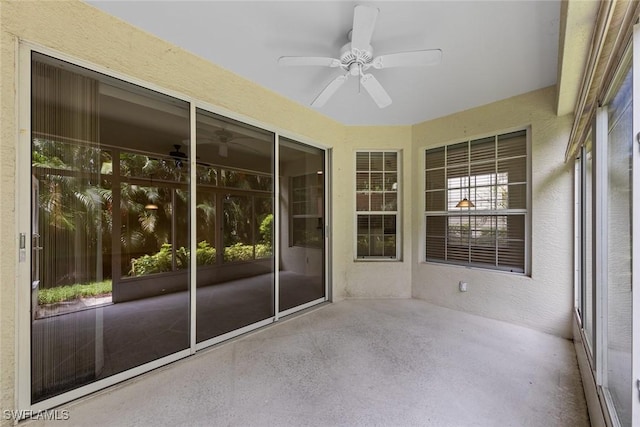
[411,86,575,338]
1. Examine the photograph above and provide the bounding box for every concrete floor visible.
[26,299,589,427]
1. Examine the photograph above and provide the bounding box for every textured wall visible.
[411,87,575,338]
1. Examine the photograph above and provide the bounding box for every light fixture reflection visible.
[145,203,159,210]
[455,198,475,208]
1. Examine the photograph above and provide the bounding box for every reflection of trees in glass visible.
[217,195,273,263]
[220,170,272,191]
[120,152,188,183]
[196,192,216,266]
[35,137,274,281]
[222,195,273,262]
[33,138,112,289]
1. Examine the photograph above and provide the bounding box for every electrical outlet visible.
[459,281,467,292]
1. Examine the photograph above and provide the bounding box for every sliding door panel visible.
[30,53,191,402]
[195,110,275,342]
[278,138,325,312]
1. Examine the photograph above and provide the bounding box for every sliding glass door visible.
[31,52,191,402]
[194,110,275,343]
[25,49,328,409]
[278,137,326,313]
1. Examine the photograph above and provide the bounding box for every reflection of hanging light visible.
[218,142,228,158]
[216,129,232,158]
[145,174,159,210]
[455,198,475,208]
[455,175,474,208]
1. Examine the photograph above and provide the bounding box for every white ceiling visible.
[88,1,561,126]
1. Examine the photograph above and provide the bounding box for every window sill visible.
[420,260,530,278]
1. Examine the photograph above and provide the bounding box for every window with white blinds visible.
[424,130,528,273]
[356,151,400,260]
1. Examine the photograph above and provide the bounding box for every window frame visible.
[354,149,402,261]
[289,172,324,249]
[423,128,531,275]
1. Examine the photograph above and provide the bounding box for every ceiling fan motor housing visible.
[340,42,373,75]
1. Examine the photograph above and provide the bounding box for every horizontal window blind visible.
[425,130,528,273]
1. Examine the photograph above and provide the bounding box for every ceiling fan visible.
[278,5,442,108]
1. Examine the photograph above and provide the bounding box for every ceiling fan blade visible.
[278,56,341,67]
[311,74,348,107]
[372,49,442,69]
[351,5,379,51]
[360,74,392,108]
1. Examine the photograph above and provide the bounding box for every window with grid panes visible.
[356,151,400,259]
[424,130,528,273]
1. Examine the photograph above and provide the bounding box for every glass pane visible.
[383,236,396,258]
[370,152,384,171]
[383,192,397,211]
[356,192,369,211]
[384,172,398,191]
[425,190,445,211]
[498,158,526,183]
[584,143,594,350]
[356,152,369,171]
[371,193,383,211]
[425,146,445,169]
[255,197,273,259]
[196,191,216,267]
[370,172,384,191]
[497,215,525,272]
[470,136,495,162]
[384,152,398,171]
[279,137,325,311]
[447,142,468,165]
[195,109,275,342]
[505,184,526,209]
[498,130,527,158]
[448,216,469,248]
[605,68,632,427]
[357,234,370,257]
[471,185,495,210]
[426,169,445,191]
[122,183,180,277]
[425,215,446,260]
[356,172,369,191]
[31,52,190,402]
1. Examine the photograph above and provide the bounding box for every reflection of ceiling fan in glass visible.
[278,5,442,108]
[198,130,263,158]
[169,144,187,168]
